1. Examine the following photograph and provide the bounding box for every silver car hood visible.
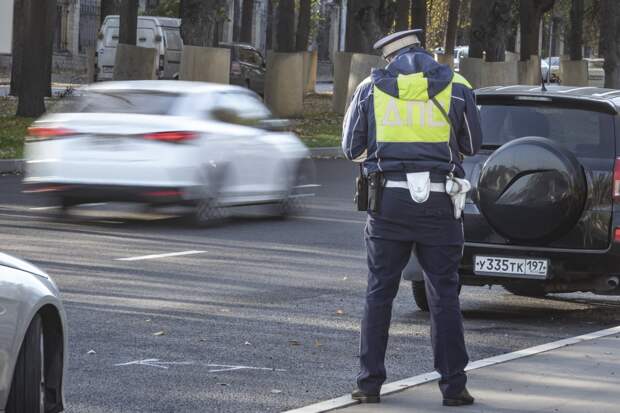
[0,252,48,279]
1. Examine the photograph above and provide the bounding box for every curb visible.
[283,324,620,413]
[309,147,344,159]
[0,159,23,174]
[0,150,344,175]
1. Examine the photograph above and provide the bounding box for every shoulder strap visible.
[431,96,464,165]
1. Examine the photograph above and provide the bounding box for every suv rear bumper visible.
[461,242,620,286]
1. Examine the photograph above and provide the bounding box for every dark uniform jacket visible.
[342,47,483,179]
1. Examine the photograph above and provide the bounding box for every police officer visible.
[342,30,482,406]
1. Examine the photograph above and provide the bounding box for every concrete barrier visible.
[85,47,96,83]
[518,55,541,85]
[560,59,588,87]
[506,51,520,62]
[303,50,319,94]
[345,53,385,113]
[113,44,157,80]
[179,45,230,84]
[459,58,483,88]
[459,57,519,88]
[264,51,304,118]
[436,54,454,68]
[332,52,354,114]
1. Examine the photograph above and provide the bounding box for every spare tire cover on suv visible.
[477,137,587,244]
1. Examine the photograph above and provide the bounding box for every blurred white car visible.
[0,253,66,413]
[23,81,313,225]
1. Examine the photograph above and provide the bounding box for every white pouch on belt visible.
[406,172,431,203]
[445,176,471,219]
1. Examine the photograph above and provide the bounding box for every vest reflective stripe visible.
[374,76,453,143]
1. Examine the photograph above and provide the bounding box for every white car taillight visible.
[143,131,198,143]
[27,126,76,139]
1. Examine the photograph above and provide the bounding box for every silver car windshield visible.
[49,91,180,115]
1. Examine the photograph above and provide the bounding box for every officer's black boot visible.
[443,388,475,406]
[351,389,380,403]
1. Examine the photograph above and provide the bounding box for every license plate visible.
[474,256,548,279]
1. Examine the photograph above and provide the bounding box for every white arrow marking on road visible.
[114,359,285,372]
[115,250,206,261]
[114,359,195,369]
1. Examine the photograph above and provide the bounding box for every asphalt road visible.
[1,159,620,413]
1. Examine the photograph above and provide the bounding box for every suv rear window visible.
[479,103,616,157]
[50,91,179,115]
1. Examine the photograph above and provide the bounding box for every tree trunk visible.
[346,0,396,54]
[444,0,461,55]
[568,0,584,60]
[519,0,555,61]
[276,0,295,52]
[17,0,55,117]
[470,0,511,61]
[180,0,228,47]
[395,0,409,31]
[233,0,241,42]
[101,0,121,24]
[43,0,56,97]
[600,0,620,88]
[240,0,254,43]
[10,0,24,97]
[266,0,274,49]
[410,0,427,48]
[119,0,138,45]
[296,0,311,51]
[469,0,485,58]
[485,0,511,61]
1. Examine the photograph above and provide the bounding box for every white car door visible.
[208,92,286,203]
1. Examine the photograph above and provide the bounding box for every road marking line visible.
[115,250,206,261]
[283,324,620,413]
[114,359,285,372]
[29,206,60,211]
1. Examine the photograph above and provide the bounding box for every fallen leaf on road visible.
[153,331,166,336]
[288,340,301,346]
[314,340,323,348]
[87,349,96,355]
[335,309,345,315]
[271,389,282,394]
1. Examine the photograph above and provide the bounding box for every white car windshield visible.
[49,91,180,115]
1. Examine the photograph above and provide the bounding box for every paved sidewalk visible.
[334,333,620,413]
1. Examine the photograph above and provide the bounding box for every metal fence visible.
[79,0,98,53]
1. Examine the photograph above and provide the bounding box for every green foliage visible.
[143,0,180,17]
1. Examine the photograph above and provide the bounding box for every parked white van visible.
[95,15,183,81]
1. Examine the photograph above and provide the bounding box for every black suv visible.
[405,85,620,310]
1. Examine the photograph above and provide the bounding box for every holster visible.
[368,172,383,213]
[354,165,369,211]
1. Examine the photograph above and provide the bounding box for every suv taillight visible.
[143,131,198,143]
[614,157,620,202]
[615,228,620,243]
